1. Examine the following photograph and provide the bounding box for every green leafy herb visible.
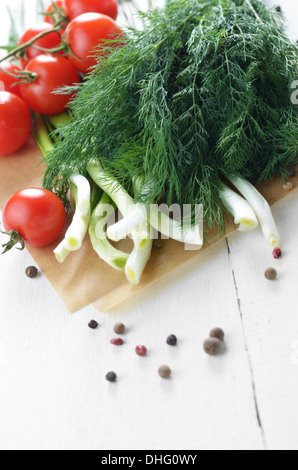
[43,0,298,232]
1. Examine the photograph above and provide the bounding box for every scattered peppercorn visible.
[283,182,293,191]
[135,345,147,356]
[203,338,221,356]
[106,371,117,382]
[275,6,282,13]
[158,365,171,379]
[166,334,177,346]
[25,266,38,278]
[113,322,125,335]
[110,338,124,346]
[289,167,297,178]
[273,247,282,259]
[88,320,98,329]
[265,268,277,281]
[210,328,225,342]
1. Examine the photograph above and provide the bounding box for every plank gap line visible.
[225,237,267,450]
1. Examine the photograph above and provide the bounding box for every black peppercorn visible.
[275,6,282,13]
[25,266,38,278]
[203,338,221,356]
[106,371,117,382]
[166,334,177,346]
[88,320,98,329]
[210,328,225,342]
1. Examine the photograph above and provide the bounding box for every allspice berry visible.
[25,266,38,278]
[283,182,293,191]
[265,268,277,281]
[210,328,225,342]
[113,322,125,335]
[158,365,171,379]
[203,338,221,356]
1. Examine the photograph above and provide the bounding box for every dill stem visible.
[245,0,264,24]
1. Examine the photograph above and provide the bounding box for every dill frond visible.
[43,0,298,229]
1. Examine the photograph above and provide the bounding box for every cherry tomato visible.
[2,188,66,248]
[65,0,118,21]
[0,91,31,156]
[0,61,22,97]
[44,0,69,31]
[20,55,80,115]
[18,22,62,67]
[65,13,123,73]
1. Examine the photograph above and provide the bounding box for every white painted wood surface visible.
[0,0,298,451]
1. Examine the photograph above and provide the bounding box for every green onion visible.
[47,112,71,130]
[64,182,90,251]
[125,223,153,284]
[149,204,203,246]
[107,204,148,242]
[87,160,135,215]
[220,184,258,232]
[135,178,203,246]
[54,239,71,263]
[87,161,152,283]
[89,192,129,271]
[32,114,53,155]
[69,174,91,216]
[229,176,280,248]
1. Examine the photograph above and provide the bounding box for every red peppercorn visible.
[273,248,282,259]
[110,338,124,346]
[135,345,147,356]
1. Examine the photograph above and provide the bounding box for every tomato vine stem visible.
[0,67,38,85]
[0,228,25,254]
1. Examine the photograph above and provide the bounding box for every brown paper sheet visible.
[0,136,297,312]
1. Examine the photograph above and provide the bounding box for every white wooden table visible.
[0,0,298,451]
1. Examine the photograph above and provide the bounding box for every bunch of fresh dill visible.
[43,0,298,231]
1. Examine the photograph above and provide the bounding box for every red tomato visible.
[20,55,80,115]
[65,0,118,21]
[44,0,69,31]
[18,22,62,67]
[0,61,22,97]
[2,188,66,248]
[65,13,123,74]
[0,91,31,156]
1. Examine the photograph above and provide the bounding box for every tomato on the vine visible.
[65,13,123,74]
[0,61,22,97]
[20,55,80,115]
[0,91,31,156]
[65,0,118,21]
[18,22,62,67]
[2,188,66,248]
[44,0,69,31]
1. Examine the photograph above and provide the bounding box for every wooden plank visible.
[0,229,265,450]
[226,192,298,450]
